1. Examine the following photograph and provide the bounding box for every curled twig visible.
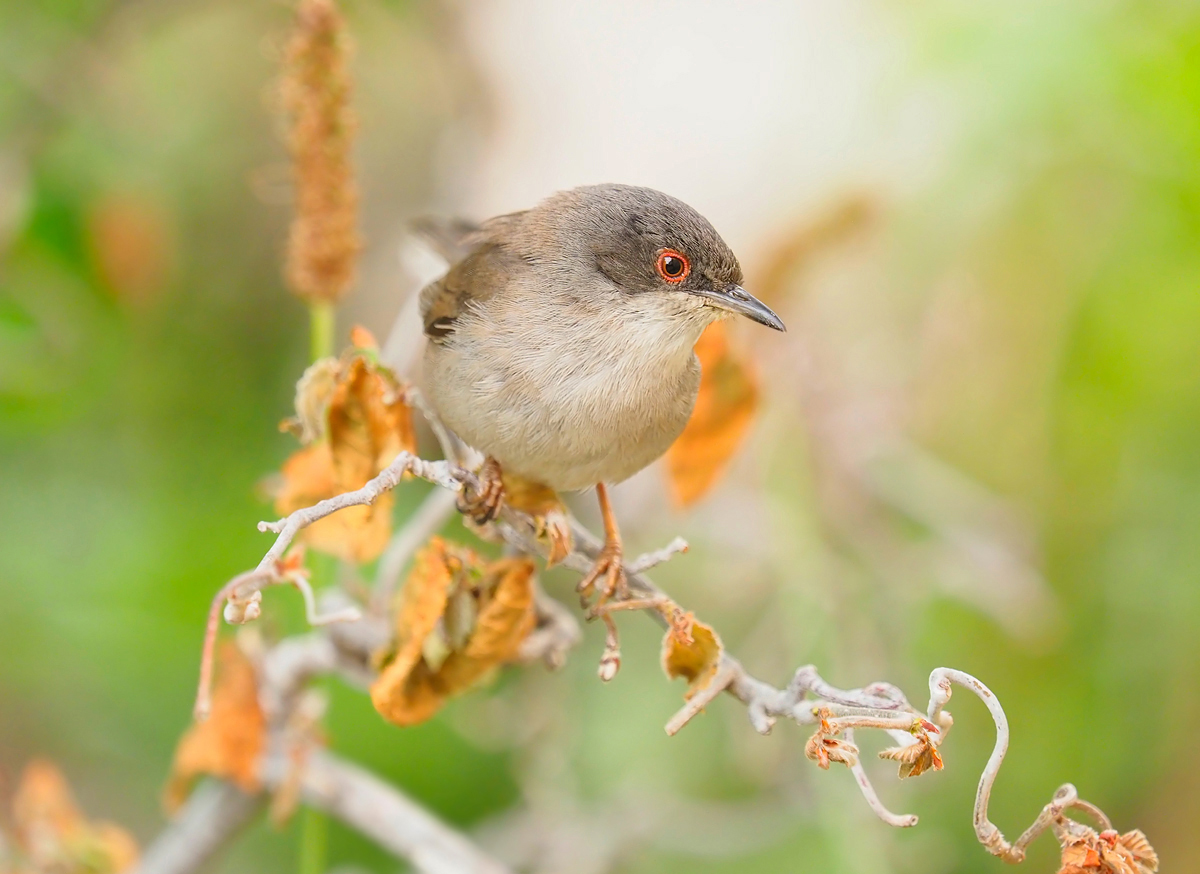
[926,668,1010,857]
[845,730,918,828]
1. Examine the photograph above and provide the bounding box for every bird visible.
[416,184,784,650]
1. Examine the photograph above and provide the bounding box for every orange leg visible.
[576,482,629,611]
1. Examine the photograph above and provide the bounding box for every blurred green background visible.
[1,1,1198,873]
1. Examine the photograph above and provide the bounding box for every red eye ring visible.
[655,249,690,283]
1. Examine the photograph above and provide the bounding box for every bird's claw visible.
[577,542,629,617]
[457,456,505,524]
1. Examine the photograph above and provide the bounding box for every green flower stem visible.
[310,300,335,362]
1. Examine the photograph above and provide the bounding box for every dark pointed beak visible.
[692,285,786,331]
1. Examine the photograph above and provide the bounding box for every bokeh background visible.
[2,1,1199,872]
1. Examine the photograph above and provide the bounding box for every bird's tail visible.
[408,216,481,264]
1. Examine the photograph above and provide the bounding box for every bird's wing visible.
[416,212,526,342]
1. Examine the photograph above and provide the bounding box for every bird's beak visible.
[692,285,786,332]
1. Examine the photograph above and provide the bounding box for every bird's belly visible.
[422,341,699,492]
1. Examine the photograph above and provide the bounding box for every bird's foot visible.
[457,456,505,524]
[577,539,629,617]
[578,482,629,682]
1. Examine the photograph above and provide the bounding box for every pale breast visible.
[421,289,706,492]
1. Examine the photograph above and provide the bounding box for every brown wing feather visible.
[416,212,526,342]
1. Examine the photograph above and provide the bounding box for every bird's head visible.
[525,184,785,336]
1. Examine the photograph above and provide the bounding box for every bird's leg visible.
[457,456,505,524]
[577,483,629,612]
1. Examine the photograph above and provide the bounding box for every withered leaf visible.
[11,759,139,873]
[1116,831,1158,873]
[804,731,860,770]
[371,538,536,726]
[274,348,416,563]
[165,643,266,810]
[665,321,759,507]
[1060,841,1103,874]
[660,615,723,698]
[879,737,944,779]
[284,357,342,445]
[1058,828,1159,874]
[500,469,573,566]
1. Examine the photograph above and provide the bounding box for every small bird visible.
[417,184,784,631]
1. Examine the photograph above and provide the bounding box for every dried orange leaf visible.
[12,760,139,873]
[86,193,175,308]
[665,322,759,507]
[370,538,456,726]
[165,643,265,810]
[1058,828,1158,874]
[446,558,537,673]
[327,356,413,487]
[1117,831,1158,873]
[661,616,723,697]
[370,539,536,726]
[804,731,860,770]
[501,470,574,566]
[879,738,944,778]
[283,356,342,444]
[273,351,416,563]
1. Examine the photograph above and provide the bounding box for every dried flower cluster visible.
[282,0,360,304]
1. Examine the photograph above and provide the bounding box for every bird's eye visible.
[656,249,690,283]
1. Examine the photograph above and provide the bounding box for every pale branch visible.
[143,628,512,874]
[192,445,1147,867]
[625,536,689,574]
[844,729,919,828]
[291,571,362,628]
[194,452,457,719]
[516,578,583,668]
[131,781,262,874]
[261,748,513,874]
[195,568,277,721]
[254,451,458,561]
[254,629,513,874]
[927,667,1018,861]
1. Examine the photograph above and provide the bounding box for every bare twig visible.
[625,536,689,574]
[516,579,583,668]
[844,729,919,828]
[926,668,1010,857]
[194,452,459,719]
[288,570,361,627]
[260,748,512,874]
[131,781,262,874]
[254,452,456,566]
[195,568,277,721]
